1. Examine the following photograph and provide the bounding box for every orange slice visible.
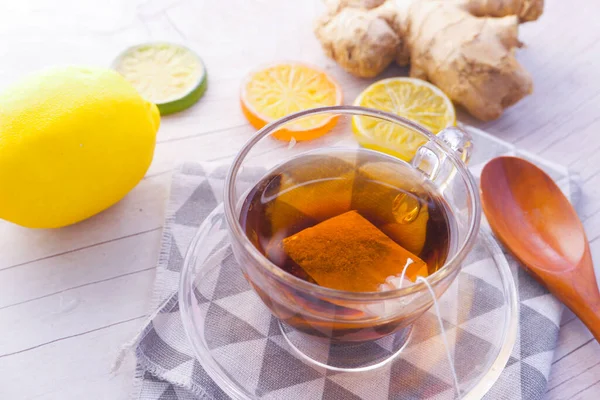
[240,62,342,141]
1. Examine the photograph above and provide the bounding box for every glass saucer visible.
[180,207,518,400]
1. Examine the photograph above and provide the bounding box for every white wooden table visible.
[1,0,598,399]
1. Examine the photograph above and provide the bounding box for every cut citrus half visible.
[353,77,455,161]
[240,62,342,141]
[113,42,207,115]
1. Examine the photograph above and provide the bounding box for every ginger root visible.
[314,0,544,121]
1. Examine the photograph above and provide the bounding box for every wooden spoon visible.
[480,156,600,342]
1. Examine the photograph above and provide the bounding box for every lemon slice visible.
[240,62,342,141]
[353,77,455,161]
[113,42,207,115]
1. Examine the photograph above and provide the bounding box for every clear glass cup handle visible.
[411,126,473,185]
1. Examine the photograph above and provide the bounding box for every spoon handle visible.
[542,246,600,342]
[566,247,600,342]
[575,304,600,343]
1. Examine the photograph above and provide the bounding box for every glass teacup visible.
[186,106,480,371]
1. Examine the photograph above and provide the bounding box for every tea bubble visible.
[392,192,421,224]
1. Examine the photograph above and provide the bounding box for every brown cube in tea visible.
[267,154,357,232]
[282,210,427,292]
[353,161,430,255]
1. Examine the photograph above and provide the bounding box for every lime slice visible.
[113,42,207,115]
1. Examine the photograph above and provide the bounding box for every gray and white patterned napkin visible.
[130,127,577,400]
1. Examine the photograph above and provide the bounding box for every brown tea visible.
[240,149,453,292]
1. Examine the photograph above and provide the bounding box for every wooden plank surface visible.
[1,0,599,398]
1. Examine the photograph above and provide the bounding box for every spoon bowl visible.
[480,156,600,342]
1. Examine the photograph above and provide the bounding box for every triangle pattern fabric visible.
[169,224,202,267]
[214,290,273,336]
[328,364,392,399]
[233,165,273,183]
[520,304,560,359]
[400,326,459,386]
[211,338,269,394]
[157,385,178,400]
[193,287,209,305]
[268,316,282,337]
[180,163,206,177]
[211,252,253,300]
[137,326,193,370]
[507,356,520,367]
[196,263,221,301]
[518,266,548,301]
[143,370,166,383]
[461,258,505,292]
[457,273,505,324]
[159,292,180,314]
[281,327,332,361]
[483,361,521,400]
[521,350,555,380]
[373,332,397,353]
[372,328,411,353]
[138,375,171,399]
[209,164,266,204]
[453,327,494,383]
[174,179,218,226]
[165,359,195,387]
[206,177,225,204]
[430,388,459,400]
[436,277,460,326]
[408,310,455,347]
[520,362,549,400]
[255,338,325,396]
[165,167,206,219]
[206,164,230,180]
[328,340,392,370]
[190,302,211,333]
[173,385,201,400]
[522,294,563,327]
[261,378,327,400]
[388,358,453,399]
[204,302,266,349]
[267,333,328,376]
[458,307,506,344]
[323,379,364,400]
[158,269,182,296]
[165,233,184,272]
[152,312,195,356]
[190,360,229,400]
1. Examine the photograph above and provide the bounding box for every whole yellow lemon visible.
[0,66,160,228]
